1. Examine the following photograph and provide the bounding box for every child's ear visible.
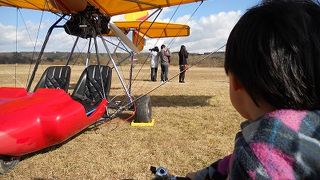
[230,73,244,91]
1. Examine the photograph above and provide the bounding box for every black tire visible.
[0,157,19,174]
[134,95,152,123]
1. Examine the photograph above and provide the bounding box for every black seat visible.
[72,65,112,114]
[34,66,71,92]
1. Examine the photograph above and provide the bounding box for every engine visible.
[64,6,110,38]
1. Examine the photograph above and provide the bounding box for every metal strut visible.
[66,36,80,66]
[93,36,107,99]
[26,15,66,91]
[85,38,92,67]
[99,35,134,105]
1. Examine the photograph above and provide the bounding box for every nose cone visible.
[49,0,87,13]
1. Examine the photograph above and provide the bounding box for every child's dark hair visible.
[225,0,320,110]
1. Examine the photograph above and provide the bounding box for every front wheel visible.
[0,157,20,174]
[134,95,152,123]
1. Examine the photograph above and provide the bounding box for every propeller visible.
[108,23,140,53]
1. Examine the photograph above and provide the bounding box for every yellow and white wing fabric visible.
[106,21,190,51]
[113,21,190,38]
[0,0,203,16]
[0,0,59,12]
[0,0,88,13]
[89,0,203,16]
[124,10,149,21]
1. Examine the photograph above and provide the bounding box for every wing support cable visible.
[130,2,182,95]
[102,37,130,54]
[66,36,80,65]
[128,8,164,87]
[168,0,203,48]
[93,36,107,99]
[99,35,134,104]
[85,38,92,67]
[93,37,101,65]
[15,8,18,56]
[25,1,48,88]
[99,36,132,67]
[108,8,163,107]
[116,35,133,52]
[98,36,134,107]
[127,8,162,97]
[136,8,163,46]
[26,15,66,91]
[112,40,122,54]
[130,0,202,96]
[143,44,226,97]
[104,44,226,121]
[123,0,162,9]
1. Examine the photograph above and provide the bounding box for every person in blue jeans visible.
[159,44,170,82]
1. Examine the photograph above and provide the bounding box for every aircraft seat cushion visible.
[35,66,71,92]
[72,65,112,113]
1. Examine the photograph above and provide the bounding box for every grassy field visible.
[0,64,243,179]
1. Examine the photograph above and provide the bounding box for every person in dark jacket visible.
[159,44,171,82]
[178,45,189,83]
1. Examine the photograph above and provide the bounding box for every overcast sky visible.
[0,0,260,53]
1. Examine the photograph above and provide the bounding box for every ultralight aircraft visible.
[0,0,203,174]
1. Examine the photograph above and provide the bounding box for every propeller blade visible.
[133,31,145,52]
[109,23,140,53]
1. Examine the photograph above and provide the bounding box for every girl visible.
[188,0,320,179]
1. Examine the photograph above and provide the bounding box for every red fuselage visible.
[0,87,107,156]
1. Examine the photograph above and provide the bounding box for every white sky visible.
[0,1,259,53]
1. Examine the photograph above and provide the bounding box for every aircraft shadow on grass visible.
[69,84,213,107]
[150,95,212,107]
[108,95,212,107]
[69,83,124,90]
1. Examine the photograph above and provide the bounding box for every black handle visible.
[150,166,191,180]
[150,166,157,174]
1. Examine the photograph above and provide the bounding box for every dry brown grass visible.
[0,64,243,180]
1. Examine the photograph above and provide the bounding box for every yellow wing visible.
[0,0,59,12]
[0,0,203,16]
[124,10,149,21]
[88,0,203,16]
[112,21,190,38]
[106,21,189,51]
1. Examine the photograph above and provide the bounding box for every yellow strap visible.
[130,119,155,127]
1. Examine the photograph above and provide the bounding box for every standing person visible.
[159,44,171,82]
[149,46,159,81]
[186,0,320,179]
[178,45,189,83]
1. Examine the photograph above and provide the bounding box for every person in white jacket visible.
[149,46,160,81]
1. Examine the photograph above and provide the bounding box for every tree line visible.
[0,52,225,67]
